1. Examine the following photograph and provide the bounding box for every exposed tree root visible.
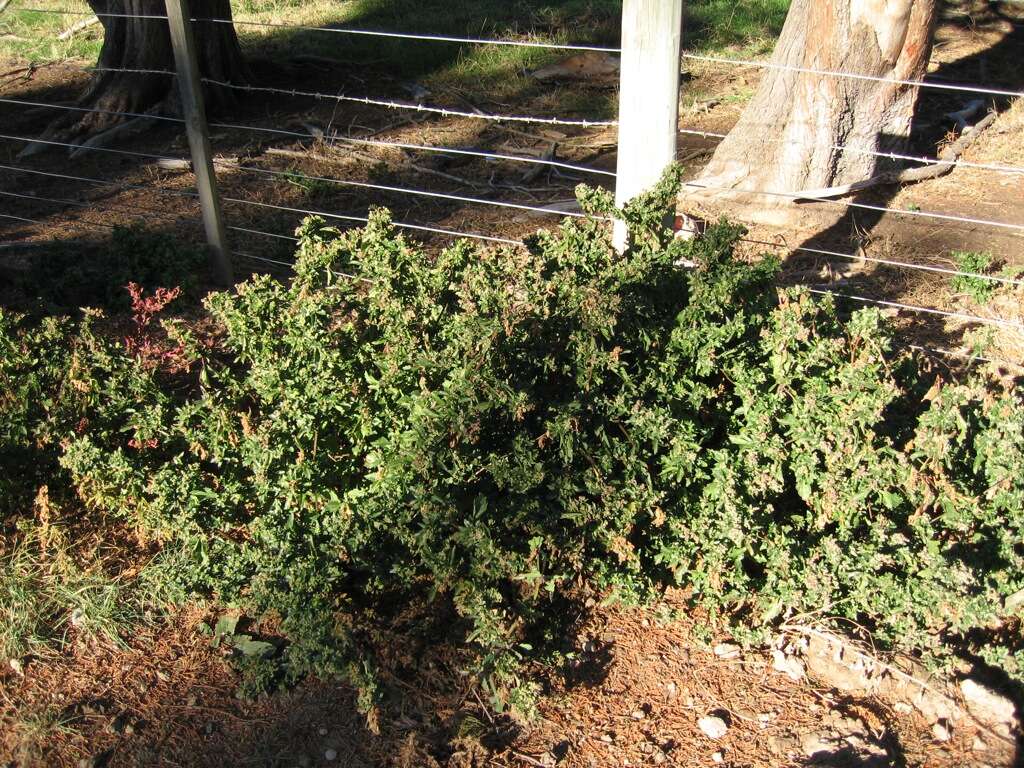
[793,112,998,201]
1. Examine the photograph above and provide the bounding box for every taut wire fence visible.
[1,0,1023,370]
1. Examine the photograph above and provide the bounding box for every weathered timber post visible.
[166,0,234,285]
[613,0,683,253]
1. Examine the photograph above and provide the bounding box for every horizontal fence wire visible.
[200,79,619,127]
[0,96,187,126]
[0,162,200,200]
[17,7,1019,98]
[0,132,186,163]
[908,344,1024,372]
[15,7,619,52]
[228,224,299,242]
[206,121,617,177]
[202,16,621,52]
[0,187,192,225]
[226,163,602,219]
[738,236,1024,287]
[15,8,170,21]
[682,180,1024,233]
[681,52,1024,100]
[85,66,177,77]
[222,197,525,245]
[808,289,1024,330]
[677,126,1024,176]
[0,212,46,225]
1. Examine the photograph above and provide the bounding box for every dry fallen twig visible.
[57,15,100,42]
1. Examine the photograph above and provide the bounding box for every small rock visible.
[631,709,646,720]
[70,608,86,628]
[893,702,913,715]
[324,749,337,761]
[711,752,724,764]
[698,716,728,739]
[801,732,833,757]
[931,720,951,742]
[318,727,329,736]
[771,650,805,682]
[652,752,666,765]
[664,682,678,700]
[600,734,614,744]
[8,658,23,677]
[960,679,1016,732]
[972,736,988,752]
[713,643,740,660]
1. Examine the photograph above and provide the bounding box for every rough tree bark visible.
[689,0,938,224]
[55,0,247,136]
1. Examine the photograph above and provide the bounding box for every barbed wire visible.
[201,79,619,128]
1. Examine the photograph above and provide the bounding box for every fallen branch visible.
[793,111,998,201]
[69,115,159,159]
[57,15,100,42]
[0,0,13,17]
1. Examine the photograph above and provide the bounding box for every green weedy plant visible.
[10,168,1023,708]
[950,250,997,304]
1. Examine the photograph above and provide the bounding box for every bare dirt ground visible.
[3,591,1015,768]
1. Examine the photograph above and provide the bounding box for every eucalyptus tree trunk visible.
[68,0,247,133]
[690,0,938,223]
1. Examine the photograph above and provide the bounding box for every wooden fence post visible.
[613,0,684,253]
[166,0,234,286]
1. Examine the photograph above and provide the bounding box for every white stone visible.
[931,721,951,742]
[711,752,724,764]
[324,749,337,762]
[772,650,806,682]
[713,643,740,659]
[959,679,1017,731]
[698,716,728,739]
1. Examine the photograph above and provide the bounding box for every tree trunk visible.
[66,0,247,134]
[689,0,937,225]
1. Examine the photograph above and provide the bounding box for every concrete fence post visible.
[613,0,683,253]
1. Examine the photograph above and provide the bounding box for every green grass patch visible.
[0,0,101,65]
[0,520,185,660]
[685,0,791,55]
